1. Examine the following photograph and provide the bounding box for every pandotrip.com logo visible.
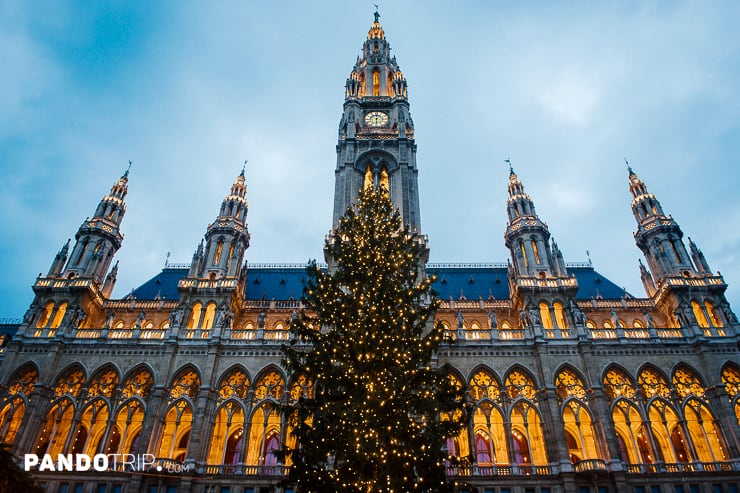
[24,454,193,473]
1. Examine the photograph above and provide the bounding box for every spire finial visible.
[625,157,634,176]
[241,159,247,177]
[123,160,132,178]
[505,157,514,174]
[374,4,380,23]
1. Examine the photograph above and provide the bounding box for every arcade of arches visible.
[2,361,737,471]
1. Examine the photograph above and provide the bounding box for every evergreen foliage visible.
[0,442,44,493]
[282,186,469,492]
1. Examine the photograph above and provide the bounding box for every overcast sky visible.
[1,1,739,318]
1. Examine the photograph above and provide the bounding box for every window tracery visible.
[603,368,637,401]
[506,370,537,401]
[253,370,285,401]
[672,367,705,400]
[555,368,587,403]
[638,367,671,400]
[121,368,154,400]
[54,367,86,399]
[169,370,200,401]
[87,369,120,399]
[218,369,249,401]
[469,369,501,402]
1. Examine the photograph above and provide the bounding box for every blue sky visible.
[1,1,739,317]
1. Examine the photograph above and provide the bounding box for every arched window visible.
[121,367,154,400]
[170,369,200,401]
[442,374,469,465]
[87,368,119,400]
[203,302,217,329]
[188,302,203,329]
[519,241,529,268]
[207,400,245,465]
[158,400,193,461]
[721,365,740,426]
[363,164,373,190]
[505,370,547,466]
[54,366,86,400]
[72,399,109,455]
[531,239,540,264]
[553,301,567,329]
[253,370,285,402]
[246,370,285,467]
[213,239,224,265]
[35,398,75,456]
[705,301,723,328]
[556,368,600,462]
[50,301,68,329]
[638,367,671,400]
[36,301,54,328]
[469,370,507,465]
[691,300,709,328]
[539,302,553,330]
[372,69,380,96]
[648,399,688,463]
[218,368,250,401]
[0,364,34,443]
[109,399,144,455]
[379,166,389,195]
[633,319,644,328]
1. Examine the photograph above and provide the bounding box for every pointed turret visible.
[47,239,70,276]
[628,164,734,330]
[178,168,250,331]
[332,11,421,238]
[62,168,128,282]
[504,166,578,328]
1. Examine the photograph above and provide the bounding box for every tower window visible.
[379,166,389,195]
[519,241,528,268]
[372,69,380,96]
[214,240,224,265]
[531,239,541,264]
[364,165,373,190]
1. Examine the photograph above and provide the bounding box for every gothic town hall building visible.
[1,14,740,493]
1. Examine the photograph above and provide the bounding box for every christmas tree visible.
[282,186,469,492]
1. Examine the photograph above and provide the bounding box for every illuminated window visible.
[611,400,654,464]
[691,301,709,328]
[289,374,314,402]
[531,239,540,264]
[218,368,250,401]
[510,401,547,465]
[586,320,596,329]
[35,398,75,456]
[372,69,380,96]
[213,240,224,265]
[246,403,281,466]
[76,240,89,265]
[638,367,671,400]
[705,301,723,328]
[253,370,285,402]
[121,368,154,400]
[556,369,600,462]
[555,368,587,402]
[670,241,682,263]
[207,400,245,465]
[158,400,193,461]
[519,241,528,268]
[188,302,203,329]
[379,166,389,195]
[603,368,637,401]
[73,399,110,455]
[50,301,68,329]
[108,399,144,455]
[363,164,373,190]
[36,301,54,328]
[203,302,217,329]
[472,401,507,466]
[539,302,553,329]
[672,367,705,400]
[169,370,200,401]
[505,369,537,401]
[553,301,567,329]
[87,368,120,399]
[633,319,644,328]
[54,367,86,399]
[0,396,26,445]
[647,399,687,463]
[684,399,726,462]
[470,369,502,402]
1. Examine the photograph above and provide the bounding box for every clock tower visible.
[332,11,424,250]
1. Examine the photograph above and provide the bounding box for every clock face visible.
[365,111,389,127]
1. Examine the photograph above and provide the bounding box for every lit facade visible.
[1,13,740,493]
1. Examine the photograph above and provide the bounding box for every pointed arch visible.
[246,401,282,467]
[671,364,706,401]
[646,398,689,463]
[504,366,538,402]
[108,397,146,455]
[87,364,121,400]
[217,365,250,401]
[610,398,654,464]
[158,398,193,461]
[554,365,589,402]
[4,361,39,397]
[468,366,503,403]
[53,363,87,400]
[683,397,727,463]
[207,400,247,465]
[602,364,637,401]
[637,364,671,401]
[120,364,155,401]
[472,399,508,466]
[252,366,286,403]
[34,397,76,456]
[168,365,202,401]
[72,397,110,455]
[509,400,547,466]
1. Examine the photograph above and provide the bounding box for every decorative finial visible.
[241,159,248,177]
[123,160,132,178]
[164,251,171,268]
[586,250,592,265]
[625,157,634,175]
[374,4,380,23]
[505,157,514,174]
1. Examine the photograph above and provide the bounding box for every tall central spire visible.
[332,13,421,242]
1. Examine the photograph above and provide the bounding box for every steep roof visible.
[128,263,630,302]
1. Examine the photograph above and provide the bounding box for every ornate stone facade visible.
[1,13,739,493]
